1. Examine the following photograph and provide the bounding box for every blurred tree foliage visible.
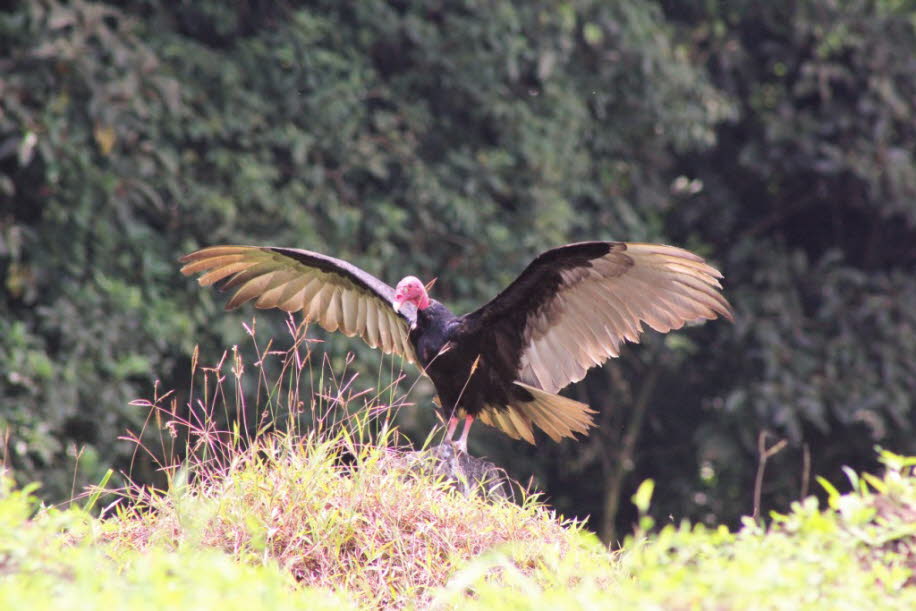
[1,0,913,541]
[651,0,916,537]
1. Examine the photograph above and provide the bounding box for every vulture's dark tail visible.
[479,382,597,444]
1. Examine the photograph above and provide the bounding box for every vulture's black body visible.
[411,300,533,424]
[411,243,616,425]
[180,241,733,447]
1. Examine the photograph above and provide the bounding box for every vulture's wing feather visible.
[180,246,416,362]
[462,242,733,393]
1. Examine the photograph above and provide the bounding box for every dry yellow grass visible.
[102,430,584,608]
[92,316,588,608]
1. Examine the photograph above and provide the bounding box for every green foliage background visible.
[2,0,914,541]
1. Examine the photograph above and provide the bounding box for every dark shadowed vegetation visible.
[2,0,915,546]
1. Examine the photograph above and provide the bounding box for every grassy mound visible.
[3,440,916,608]
[100,430,582,607]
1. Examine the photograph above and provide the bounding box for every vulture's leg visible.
[445,416,459,441]
[455,415,474,453]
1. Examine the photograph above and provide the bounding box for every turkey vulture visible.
[180,242,732,452]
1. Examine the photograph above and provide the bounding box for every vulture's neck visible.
[417,301,455,325]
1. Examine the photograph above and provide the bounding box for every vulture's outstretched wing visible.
[461,242,733,393]
[180,246,416,362]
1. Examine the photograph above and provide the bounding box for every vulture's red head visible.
[393,276,430,312]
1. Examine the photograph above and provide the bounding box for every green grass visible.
[3,443,916,609]
[2,322,914,608]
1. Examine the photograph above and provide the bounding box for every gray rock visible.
[389,442,520,502]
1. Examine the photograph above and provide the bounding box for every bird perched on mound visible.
[181,241,733,452]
